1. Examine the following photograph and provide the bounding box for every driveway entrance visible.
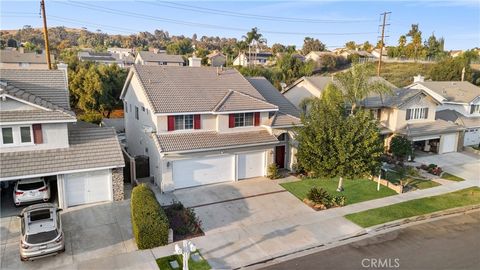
[415,152,480,182]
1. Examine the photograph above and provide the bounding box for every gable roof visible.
[213,90,278,112]
[137,51,184,63]
[412,81,480,103]
[0,69,70,109]
[436,109,480,128]
[362,88,433,108]
[207,52,226,59]
[123,65,277,114]
[0,50,54,64]
[399,119,464,137]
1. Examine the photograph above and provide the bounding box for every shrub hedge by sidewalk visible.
[345,187,480,228]
[131,184,169,249]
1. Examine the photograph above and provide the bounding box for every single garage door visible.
[173,155,234,189]
[64,169,111,207]
[440,133,457,153]
[464,128,480,146]
[238,151,265,180]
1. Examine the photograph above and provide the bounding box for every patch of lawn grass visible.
[405,179,441,190]
[441,172,465,182]
[345,187,480,228]
[156,252,211,270]
[281,178,397,205]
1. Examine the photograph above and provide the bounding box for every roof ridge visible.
[212,89,234,112]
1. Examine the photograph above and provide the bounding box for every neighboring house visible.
[233,51,273,66]
[335,49,373,60]
[407,77,480,146]
[282,75,396,111]
[78,51,133,67]
[363,88,464,154]
[0,49,54,69]
[107,47,136,66]
[436,110,480,147]
[134,51,185,66]
[121,65,300,191]
[304,51,335,62]
[449,50,463,58]
[207,51,226,67]
[0,68,124,209]
[371,48,388,58]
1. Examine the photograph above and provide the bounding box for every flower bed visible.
[164,201,204,242]
[418,163,442,176]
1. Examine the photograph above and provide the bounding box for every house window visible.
[135,106,139,120]
[406,108,428,120]
[20,126,32,143]
[125,101,128,113]
[174,115,194,130]
[234,113,254,127]
[471,104,480,114]
[142,106,145,112]
[1,127,13,144]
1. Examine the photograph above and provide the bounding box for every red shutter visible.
[229,114,235,128]
[194,114,201,129]
[32,124,43,144]
[167,116,175,131]
[254,112,260,126]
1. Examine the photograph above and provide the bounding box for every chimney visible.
[461,67,465,81]
[188,55,202,67]
[413,74,425,83]
[153,48,159,54]
[57,63,69,86]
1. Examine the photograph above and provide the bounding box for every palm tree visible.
[398,35,407,47]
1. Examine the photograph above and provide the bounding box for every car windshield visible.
[18,181,44,191]
[30,209,51,221]
[25,229,58,244]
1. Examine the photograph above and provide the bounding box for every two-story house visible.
[0,68,124,209]
[363,88,464,154]
[121,65,300,191]
[407,77,480,147]
[207,51,227,67]
[233,51,273,67]
[135,51,185,66]
[0,49,54,69]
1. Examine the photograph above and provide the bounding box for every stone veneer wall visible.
[112,168,124,201]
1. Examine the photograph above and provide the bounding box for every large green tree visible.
[296,86,383,191]
[302,37,326,55]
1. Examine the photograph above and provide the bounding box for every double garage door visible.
[64,169,111,207]
[464,128,480,146]
[172,151,265,189]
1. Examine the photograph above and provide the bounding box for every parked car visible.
[13,178,50,206]
[18,203,65,261]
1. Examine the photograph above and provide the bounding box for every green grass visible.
[380,62,435,87]
[345,187,480,228]
[441,172,465,182]
[281,178,397,205]
[156,252,211,270]
[385,171,439,190]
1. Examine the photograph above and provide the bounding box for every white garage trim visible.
[237,151,266,180]
[0,165,121,182]
[63,169,112,207]
[412,135,441,142]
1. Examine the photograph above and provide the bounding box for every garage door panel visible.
[440,133,456,153]
[173,155,234,189]
[238,151,265,180]
[464,129,480,146]
[65,169,111,207]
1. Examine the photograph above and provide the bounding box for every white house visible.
[121,65,300,191]
[0,49,54,69]
[233,51,273,67]
[207,51,226,67]
[135,51,185,66]
[0,68,124,209]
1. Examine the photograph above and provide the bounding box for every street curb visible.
[239,204,480,270]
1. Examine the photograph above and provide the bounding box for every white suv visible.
[14,178,51,206]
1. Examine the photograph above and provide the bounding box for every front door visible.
[275,145,285,169]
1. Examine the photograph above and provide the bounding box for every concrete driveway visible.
[0,200,136,270]
[415,152,480,182]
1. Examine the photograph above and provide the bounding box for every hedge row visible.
[130,184,169,249]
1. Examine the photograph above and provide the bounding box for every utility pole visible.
[40,0,52,69]
[377,11,391,76]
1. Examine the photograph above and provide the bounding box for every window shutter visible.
[194,115,201,129]
[424,108,428,119]
[471,105,475,114]
[406,109,411,120]
[32,124,43,144]
[254,112,260,126]
[229,114,235,128]
[167,116,175,131]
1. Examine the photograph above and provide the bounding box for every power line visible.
[144,1,376,24]
[54,1,376,37]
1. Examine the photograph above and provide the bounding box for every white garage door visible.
[440,133,457,153]
[173,155,234,189]
[238,151,265,180]
[65,169,111,207]
[464,128,480,146]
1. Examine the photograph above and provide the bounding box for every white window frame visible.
[174,115,194,130]
[0,125,34,146]
[408,107,428,120]
[471,104,480,114]
[1,127,14,145]
[19,126,33,144]
[234,113,254,127]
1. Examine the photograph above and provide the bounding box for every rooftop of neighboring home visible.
[436,109,480,128]
[78,51,119,62]
[362,88,437,108]
[207,51,226,58]
[240,51,273,60]
[136,51,185,63]
[0,49,54,64]
[410,81,480,103]
[121,65,278,114]
[398,119,464,137]
[247,76,301,127]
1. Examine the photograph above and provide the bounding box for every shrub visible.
[164,201,202,237]
[307,187,331,205]
[131,184,169,249]
[78,112,103,124]
[389,136,412,160]
[267,163,281,179]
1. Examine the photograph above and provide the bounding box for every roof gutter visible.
[0,165,124,182]
[154,108,279,116]
[162,141,279,155]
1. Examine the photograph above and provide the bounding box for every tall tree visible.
[302,37,326,55]
[242,27,266,46]
[296,86,383,191]
[345,41,356,50]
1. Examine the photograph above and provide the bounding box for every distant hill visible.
[379,62,435,87]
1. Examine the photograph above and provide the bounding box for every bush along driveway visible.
[281,177,397,210]
[345,187,480,228]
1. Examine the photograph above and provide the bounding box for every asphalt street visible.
[261,211,480,270]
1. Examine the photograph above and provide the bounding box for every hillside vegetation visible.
[380,62,434,87]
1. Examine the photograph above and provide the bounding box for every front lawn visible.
[156,252,211,270]
[345,187,480,228]
[281,178,397,205]
[384,170,439,190]
[441,172,465,182]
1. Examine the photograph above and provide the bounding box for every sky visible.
[1,0,479,50]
